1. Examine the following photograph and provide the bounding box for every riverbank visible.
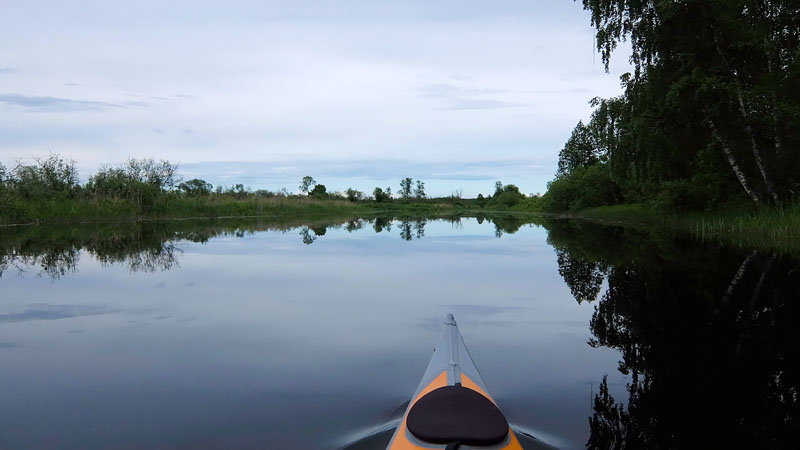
[0,195,475,226]
[556,203,800,254]
[4,194,798,254]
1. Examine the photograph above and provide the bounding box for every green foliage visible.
[178,179,213,196]
[557,121,600,177]
[486,183,525,209]
[399,177,413,200]
[310,184,327,199]
[1,154,485,224]
[373,187,391,203]
[85,158,178,209]
[511,195,544,212]
[345,188,363,202]
[414,180,426,199]
[543,165,622,212]
[547,0,800,211]
[326,191,345,201]
[253,189,277,198]
[300,176,316,194]
[124,158,178,190]
[10,155,80,199]
[542,177,576,212]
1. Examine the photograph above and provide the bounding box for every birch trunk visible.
[722,250,757,305]
[712,30,779,203]
[736,91,780,203]
[707,117,763,204]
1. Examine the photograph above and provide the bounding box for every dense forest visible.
[542,0,800,212]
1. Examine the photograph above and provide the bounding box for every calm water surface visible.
[1,216,797,449]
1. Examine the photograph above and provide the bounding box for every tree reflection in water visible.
[545,219,800,450]
[0,214,535,278]
[0,218,345,278]
[397,218,427,241]
[372,216,392,233]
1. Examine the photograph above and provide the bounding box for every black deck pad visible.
[406,385,509,446]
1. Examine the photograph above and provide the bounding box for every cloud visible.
[0,93,151,112]
[444,98,526,110]
[437,304,526,316]
[0,68,15,75]
[0,303,119,323]
[419,83,508,97]
[0,342,19,348]
[0,93,121,112]
[419,83,526,110]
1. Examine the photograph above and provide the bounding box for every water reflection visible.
[1,215,534,279]
[544,219,800,450]
[0,218,345,278]
[2,214,798,450]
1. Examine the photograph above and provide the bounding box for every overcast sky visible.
[0,0,631,196]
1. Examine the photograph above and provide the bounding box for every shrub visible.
[310,184,327,199]
[487,184,525,208]
[542,164,621,211]
[178,179,213,196]
[11,154,80,199]
[346,188,363,202]
[373,187,391,203]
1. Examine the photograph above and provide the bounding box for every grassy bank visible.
[0,154,484,225]
[0,194,477,225]
[4,183,799,255]
[557,203,800,254]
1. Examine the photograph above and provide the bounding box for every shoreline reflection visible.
[545,220,800,449]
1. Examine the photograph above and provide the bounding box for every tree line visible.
[541,0,799,212]
[0,154,541,222]
[296,175,427,203]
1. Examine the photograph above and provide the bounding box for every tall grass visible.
[559,202,800,255]
[678,203,800,254]
[0,194,477,225]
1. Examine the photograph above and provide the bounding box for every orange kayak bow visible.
[386,314,524,450]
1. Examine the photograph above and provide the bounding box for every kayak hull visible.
[386,315,523,450]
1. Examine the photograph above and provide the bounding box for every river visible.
[1,215,796,449]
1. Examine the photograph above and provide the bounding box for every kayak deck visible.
[386,314,524,450]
